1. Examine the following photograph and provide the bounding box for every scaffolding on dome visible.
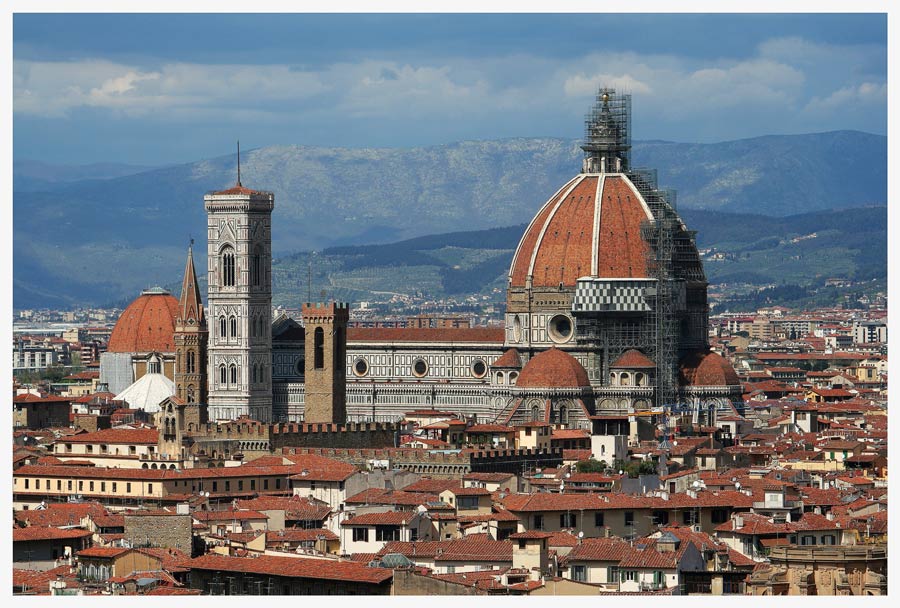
[582,88,632,173]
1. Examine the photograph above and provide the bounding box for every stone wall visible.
[392,569,483,595]
[124,513,192,554]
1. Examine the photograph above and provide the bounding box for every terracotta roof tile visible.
[517,348,590,388]
[186,554,392,584]
[610,349,656,369]
[491,348,522,369]
[107,291,179,353]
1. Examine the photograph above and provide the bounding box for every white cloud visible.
[12,36,886,140]
[804,82,888,116]
[563,72,652,97]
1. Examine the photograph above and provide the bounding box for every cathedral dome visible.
[679,351,741,387]
[517,348,591,389]
[508,172,655,289]
[107,287,179,353]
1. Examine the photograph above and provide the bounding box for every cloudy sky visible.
[13,13,887,166]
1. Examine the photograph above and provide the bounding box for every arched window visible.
[531,405,541,421]
[620,372,630,387]
[186,350,195,374]
[219,364,227,385]
[559,405,569,426]
[230,315,238,338]
[635,372,645,387]
[230,364,238,385]
[251,246,262,287]
[219,316,227,339]
[221,246,235,287]
[186,385,195,403]
[252,364,258,384]
[314,327,324,369]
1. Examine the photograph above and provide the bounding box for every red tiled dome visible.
[517,348,591,389]
[679,351,741,387]
[107,288,179,353]
[509,174,654,288]
[610,349,656,369]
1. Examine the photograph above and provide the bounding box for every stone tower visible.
[174,243,208,408]
[204,166,275,423]
[301,302,349,424]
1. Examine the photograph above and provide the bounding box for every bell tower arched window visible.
[219,364,227,385]
[186,350,195,374]
[314,327,324,369]
[230,364,238,385]
[219,316,227,339]
[221,246,235,287]
[230,315,238,338]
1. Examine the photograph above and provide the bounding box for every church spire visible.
[178,241,205,326]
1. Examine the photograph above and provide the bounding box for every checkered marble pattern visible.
[573,278,655,312]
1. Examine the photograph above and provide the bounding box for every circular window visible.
[413,359,428,378]
[471,359,487,378]
[354,358,369,377]
[548,314,573,343]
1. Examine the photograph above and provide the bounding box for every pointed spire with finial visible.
[236,140,242,187]
[178,239,205,327]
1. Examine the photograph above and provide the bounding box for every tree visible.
[575,458,608,474]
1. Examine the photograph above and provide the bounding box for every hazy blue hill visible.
[13,131,886,308]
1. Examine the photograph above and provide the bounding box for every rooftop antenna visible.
[236,140,242,187]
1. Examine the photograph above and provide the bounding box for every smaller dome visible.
[108,289,179,353]
[610,349,656,369]
[680,351,741,387]
[114,371,175,413]
[491,348,522,369]
[517,348,591,389]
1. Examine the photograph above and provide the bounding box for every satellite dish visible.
[735,482,741,490]
[577,531,584,539]
[565,473,571,479]
[205,491,210,497]
[692,480,701,489]
[619,470,624,475]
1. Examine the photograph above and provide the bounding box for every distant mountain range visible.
[13,130,886,309]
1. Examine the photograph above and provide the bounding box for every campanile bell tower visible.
[204,147,275,422]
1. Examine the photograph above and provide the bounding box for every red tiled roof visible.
[517,348,590,389]
[186,554,393,584]
[345,488,438,507]
[400,478,462,493]
[680,351,740,387]
[347,327,504,344]
[13,526,93,542]
[610,349,656,369]
[464,472,516,483]
[107,291,179,353]
[211,184,267,196]
[492,348,522,369]
[61,428,159,444]
[510,175,653,288]
[14,502,107,527]
[235,497,331,521]
[193,510,269,522]
[77,546,131,558]
[508,530,553,540]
